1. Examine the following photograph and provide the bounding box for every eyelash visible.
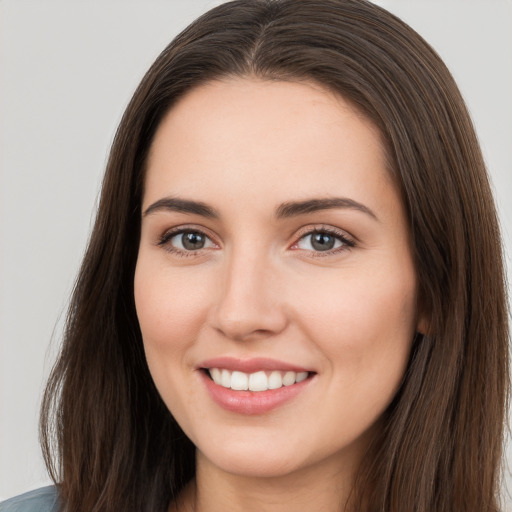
[157,226,216,258]
[293,225,355,258]
[157,224,355,258]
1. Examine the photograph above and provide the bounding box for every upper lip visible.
[197,357,313,374]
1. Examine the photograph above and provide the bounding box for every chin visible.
[196,435,310,479]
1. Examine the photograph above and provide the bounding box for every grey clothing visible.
[0,487,59,512]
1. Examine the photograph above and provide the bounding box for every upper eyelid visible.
[157,223,352,238]
[159,224,218,242]
[293,224,356,244]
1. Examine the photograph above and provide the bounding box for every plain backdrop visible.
[1,0,511,505]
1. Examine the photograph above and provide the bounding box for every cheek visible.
[134,258,216,422]
[134,260,211,359]
[295,262,417,380]
[291,265,418,440]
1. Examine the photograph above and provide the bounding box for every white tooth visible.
[248,371,268,391]
[210,368,222,385]
[221,369,231,388]
[283,371,296,386]
[296,371,308,383]
[231,371,249,390]
[268,371,283,389]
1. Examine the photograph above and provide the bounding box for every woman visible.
[1,0,508,511]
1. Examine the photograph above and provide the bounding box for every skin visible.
[134,78,425,512]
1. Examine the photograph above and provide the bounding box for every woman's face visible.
[135,79,423,479]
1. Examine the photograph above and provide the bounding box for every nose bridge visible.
[211,242,287,340]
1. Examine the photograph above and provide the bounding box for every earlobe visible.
[415,289,430,336]
[416,312,430,337]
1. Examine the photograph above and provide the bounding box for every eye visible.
[158,228,216,255]
[293,227,355,255]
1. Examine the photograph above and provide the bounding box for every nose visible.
[209,248,288,342]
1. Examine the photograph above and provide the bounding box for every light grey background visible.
[1,0,511,506]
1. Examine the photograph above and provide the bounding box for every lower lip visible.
[200,371,314,415]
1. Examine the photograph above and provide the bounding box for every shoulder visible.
[0,486,60,512]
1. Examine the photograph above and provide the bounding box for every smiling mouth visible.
[203,368,313,392]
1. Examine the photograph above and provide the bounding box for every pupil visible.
[311,232,334,251]
[182,232,205,250]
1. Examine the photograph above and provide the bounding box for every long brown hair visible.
[40,1,509,510]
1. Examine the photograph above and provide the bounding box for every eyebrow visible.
[143,197,220,218]
[143,196,378,221]
[275,197,378,221]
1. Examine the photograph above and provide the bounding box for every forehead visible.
[144,78,399,221]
